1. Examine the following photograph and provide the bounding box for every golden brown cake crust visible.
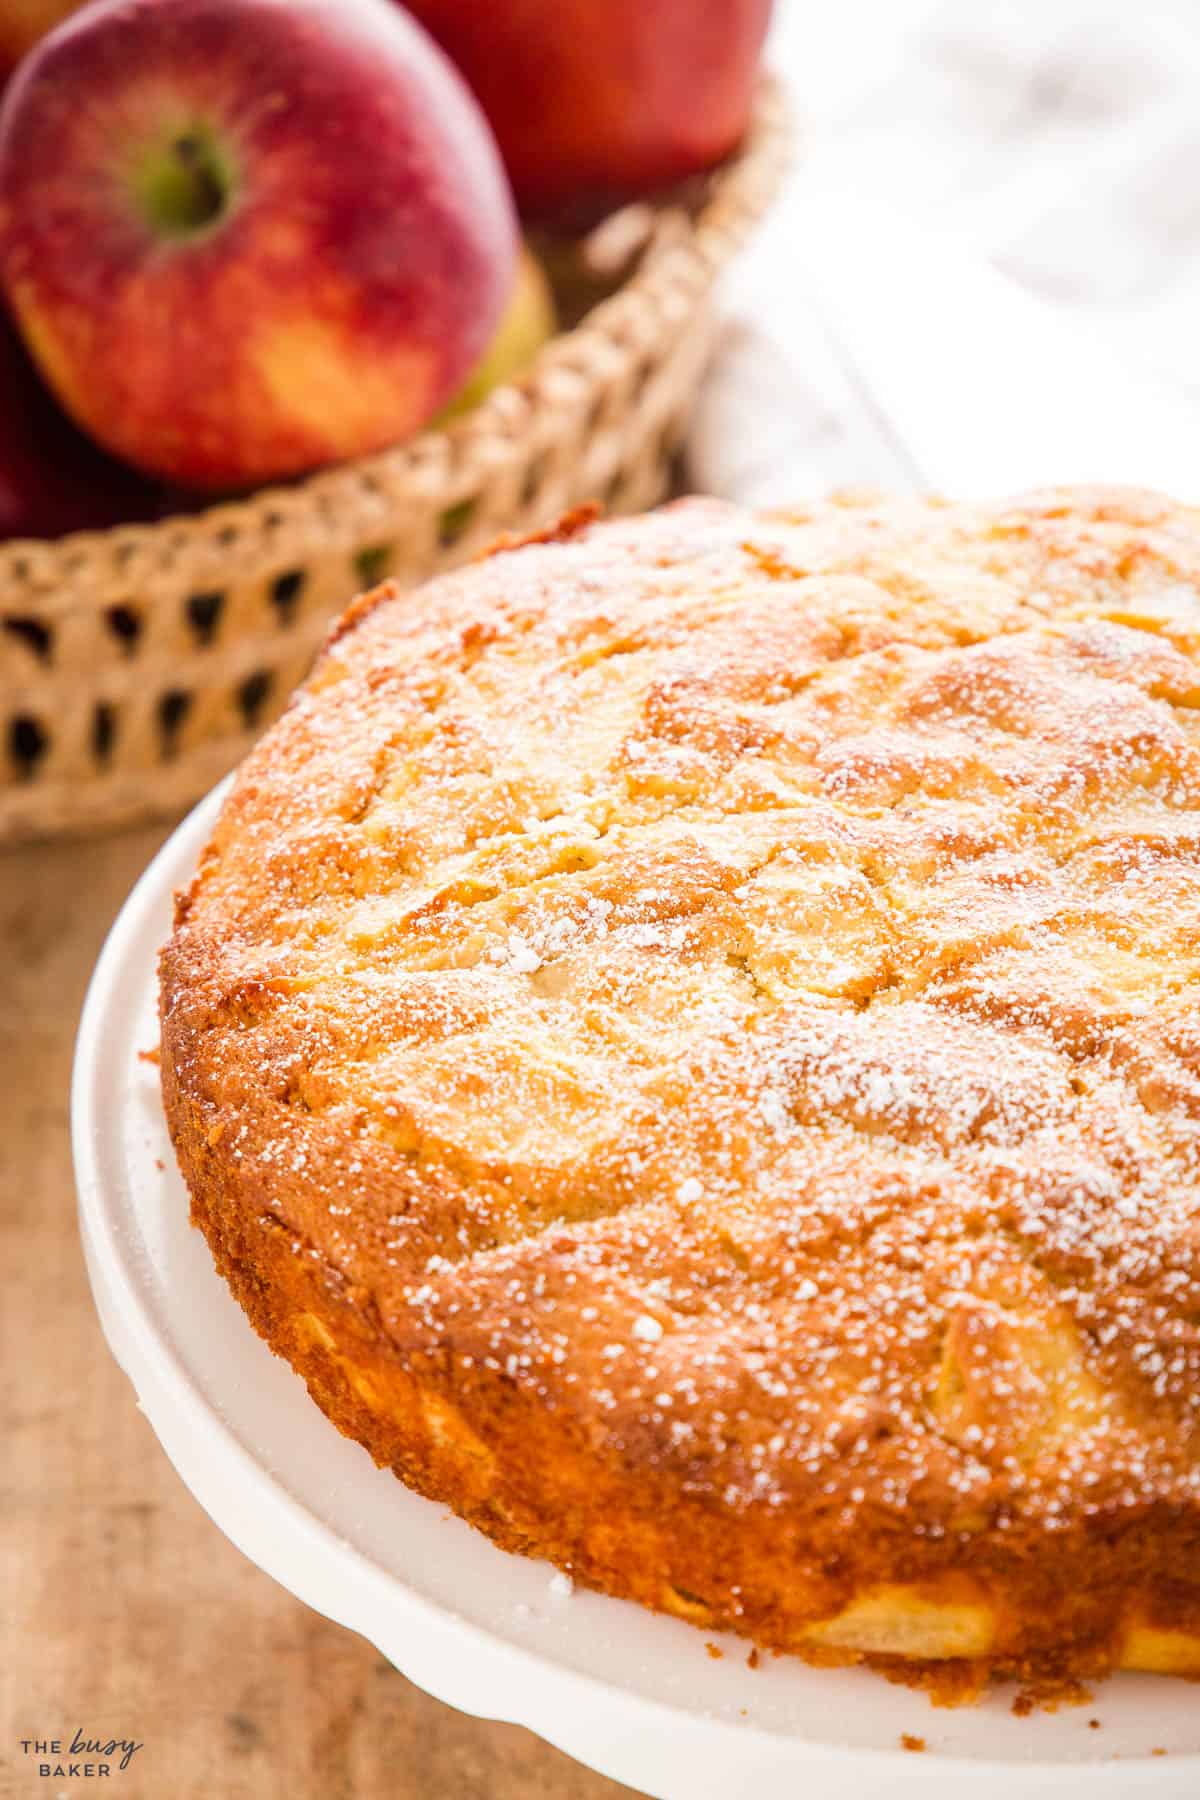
[160,487,1200,1694]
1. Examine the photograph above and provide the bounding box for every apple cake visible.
[160,487,1200,1696]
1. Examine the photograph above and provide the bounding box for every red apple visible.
[0,308,163,538]
[0,0,517,490]
[437,245,555,420]
[402,0,775,217]
[0,1,83,84]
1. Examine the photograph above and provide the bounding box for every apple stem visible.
[137,127,232,238]
[174,136,225,221]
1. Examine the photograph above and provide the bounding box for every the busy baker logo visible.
[17,1730,144,1778]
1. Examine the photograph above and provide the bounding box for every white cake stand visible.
[72,784,1200,1800]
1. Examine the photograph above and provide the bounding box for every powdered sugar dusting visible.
[164,487,1200,1567]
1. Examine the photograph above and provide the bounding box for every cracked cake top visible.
[160,487,1200,1668]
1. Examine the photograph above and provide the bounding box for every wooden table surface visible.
[0,819,635,1800]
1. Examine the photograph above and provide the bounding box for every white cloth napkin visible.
[690,0,1200,503]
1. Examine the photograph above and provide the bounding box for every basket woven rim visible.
[0,77,793,594]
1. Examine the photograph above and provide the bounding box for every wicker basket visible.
[0,81,790,844]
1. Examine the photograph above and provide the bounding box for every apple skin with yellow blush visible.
[0,0,517,491]
[437,246,555,421]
